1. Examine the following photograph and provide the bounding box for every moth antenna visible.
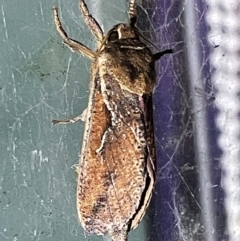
[134,28,160,51]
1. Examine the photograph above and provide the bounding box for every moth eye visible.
[108,31,119,42]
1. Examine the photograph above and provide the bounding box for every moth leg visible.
[52,108,88,125]
[79,0,103,44]
[53,7,95,60]
[153,49,173,61]
[95,127,113,154]
[73,164,79,174]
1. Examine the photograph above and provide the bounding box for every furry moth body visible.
[53,1,171,240]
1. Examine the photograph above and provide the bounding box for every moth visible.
[52,0,171,240]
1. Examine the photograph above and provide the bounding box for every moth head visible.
[116,23,138,39]
[104,24,158,50]
[98,24,139,52]
[106,24,139,43]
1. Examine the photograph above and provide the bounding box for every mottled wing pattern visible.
[76,64,111,233]
[99,41,156,230]
[76,36,155,238]
[77,78,149,236]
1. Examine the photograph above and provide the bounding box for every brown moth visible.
[52,0,171,240]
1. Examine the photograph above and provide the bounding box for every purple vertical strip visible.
[137,0,226,240]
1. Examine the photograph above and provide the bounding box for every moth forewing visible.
[53,0,171,240]
[77,28,156,238]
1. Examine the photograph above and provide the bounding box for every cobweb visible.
[0,0,239,241]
